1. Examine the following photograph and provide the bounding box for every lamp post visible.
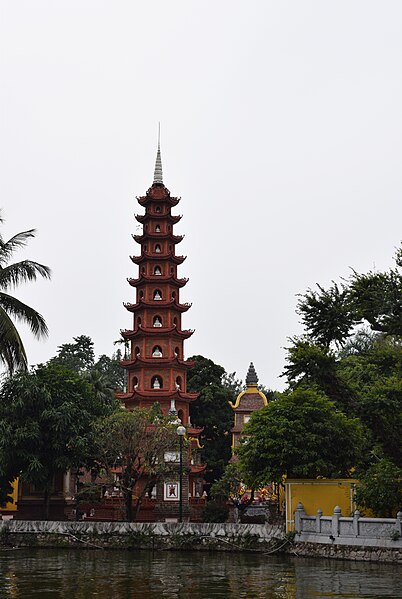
[176,424,186,523]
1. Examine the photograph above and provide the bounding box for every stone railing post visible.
[353,509,360,537]
[316,508,323,533]
[294,502,306,534]
[397,511,402,537]
[332,506,341,538]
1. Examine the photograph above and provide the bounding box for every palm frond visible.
[0,293,49,338]
[0,260,51,289]
[0,230,37,266]
[0,307,28,373]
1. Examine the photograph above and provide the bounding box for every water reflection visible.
[0,549,401,599]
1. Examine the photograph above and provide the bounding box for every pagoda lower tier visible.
[130,252,186,265]
[127,276,189,288]
[124,299,191,313]
[121,326,194,341]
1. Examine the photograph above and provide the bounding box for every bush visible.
[355,458,402,517]
[202,500,229,523]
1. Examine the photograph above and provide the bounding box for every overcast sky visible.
[1,1,402,390]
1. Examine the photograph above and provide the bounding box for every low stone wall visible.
[289,502,402,562]
[291,542,402,564]
[0,520,284,552]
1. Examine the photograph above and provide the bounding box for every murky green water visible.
[0,548,401,599]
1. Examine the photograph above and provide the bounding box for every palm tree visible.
[0,213,51,373]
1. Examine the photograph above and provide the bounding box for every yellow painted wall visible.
[285,479,357,532]
[0,479,18,512]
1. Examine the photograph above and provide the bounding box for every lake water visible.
[0,548,401,598]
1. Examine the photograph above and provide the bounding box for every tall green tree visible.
[0,364,115,517]
[187,355,235,487]
[284,245,402,476]
[0,215,51,373]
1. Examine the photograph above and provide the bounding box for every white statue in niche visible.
[152,346,162,358]
[154,290,162,301]
[154,266,162,275]
[153,316,162,327]
[152,377,161,389]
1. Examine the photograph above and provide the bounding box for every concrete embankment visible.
[290,541,402,564]
[0,520,284,552]
[1,520,401,562]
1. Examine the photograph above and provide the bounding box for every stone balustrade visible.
[294,503,402,548]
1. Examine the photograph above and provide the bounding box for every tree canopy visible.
[48,335,125,391]
[296,245,402,347]
[0,363,116,516]
[354,458,402,518]
[238,388,365,486]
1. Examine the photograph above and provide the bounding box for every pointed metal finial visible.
[153,123,163,184]
[246,362,259,386]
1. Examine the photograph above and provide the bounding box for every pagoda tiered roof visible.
[135,213,182,224]
[133,232,184,244]
[119,355,195,369]
[136,184,180,207]
[130,251,186,265]
[124,298,192,313]
[116,388,199,403]
[121,326,194,340]
[127,275,189,288]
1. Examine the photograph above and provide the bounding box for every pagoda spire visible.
[153,124,163,184]
[246,362,259,386]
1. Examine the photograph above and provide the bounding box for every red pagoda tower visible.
[117,141,205,521]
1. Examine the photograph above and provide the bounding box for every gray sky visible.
[1,1,402,390]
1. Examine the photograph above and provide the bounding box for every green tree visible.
[0,215,51,373]
[283,337,358,414]
[297,244,402,346]
[238,389,365,486]
[95,407,177,521]
[284,245,402,473]
[355,458,402,518]
[48,335,95,372]
[94,350,125,391]
[0,364,115,517]
[48,335,124,391]
[338,339,402,467]
[187,355,235,487]
[297,282,356,347]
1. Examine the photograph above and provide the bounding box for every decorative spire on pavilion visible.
[153,124,163,184]
[246,362,258,386]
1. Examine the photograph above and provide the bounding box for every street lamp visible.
[176,424,186,523]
